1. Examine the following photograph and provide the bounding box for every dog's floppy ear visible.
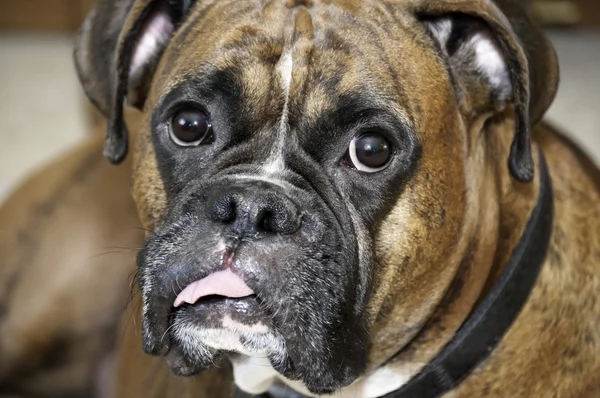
[418,0,559,182]
[74,0,196,164]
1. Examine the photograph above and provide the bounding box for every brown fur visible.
[447,124,600,397]
[2,0,599,397]
[0,124,144,397]
[117,1,600,396]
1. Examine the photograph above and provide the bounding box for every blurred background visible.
[0,0,598,202]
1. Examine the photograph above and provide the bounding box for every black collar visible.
[238,149,554,398]
[380,152,554,396]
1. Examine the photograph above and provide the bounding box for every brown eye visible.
[348,133,392,172]
[170,109,213,146]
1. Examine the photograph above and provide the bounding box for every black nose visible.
[206,182,301,236]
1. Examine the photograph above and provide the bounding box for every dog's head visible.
[75,0,558,394]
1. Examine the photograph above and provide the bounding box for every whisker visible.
[88,247,141,259]
[160,322,178,344]
[103,245,143,251]
[127,226,152,233]
[126,269,140,309]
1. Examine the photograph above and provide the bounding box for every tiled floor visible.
[0,30,598,203]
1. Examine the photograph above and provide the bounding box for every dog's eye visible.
[347,133,392,172]
[170,109,213,146]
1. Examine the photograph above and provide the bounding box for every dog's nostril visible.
[206,185,301,236]
[257,210,275,233]
[262,206,302,235]
[207,194,237,223]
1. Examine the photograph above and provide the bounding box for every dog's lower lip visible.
[178,294,258,311]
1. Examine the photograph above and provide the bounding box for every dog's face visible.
[76,0,558,394]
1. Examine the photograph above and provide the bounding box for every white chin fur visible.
[233,355,415,398]
[176,313,416,398]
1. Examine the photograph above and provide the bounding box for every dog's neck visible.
[479,117,543,300]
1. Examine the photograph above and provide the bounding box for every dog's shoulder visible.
[535,122,600,195]
[0,130,143,396]
[452,122,600,397]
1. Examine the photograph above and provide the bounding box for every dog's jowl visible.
[75,0,600,397]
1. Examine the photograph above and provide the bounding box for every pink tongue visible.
[173,268,255,307]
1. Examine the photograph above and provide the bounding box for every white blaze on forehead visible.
[263,49,294,175]
[278,50,294,93]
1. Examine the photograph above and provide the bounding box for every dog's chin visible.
[164,296,363,395]
[166,295,293,377]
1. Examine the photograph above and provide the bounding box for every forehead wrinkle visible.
[318,7,401,96]
[301,1,426,130]
[349,14,414,125]
[285,7,316,118]
[162,0,288,79]
[263,5,316,173]
[156,0,428,148]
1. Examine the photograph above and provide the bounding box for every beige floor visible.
[0,33,88,202]
[0,29,598,203]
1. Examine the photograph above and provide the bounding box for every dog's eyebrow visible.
[296,90,414,162]
[151,64,253,139]
[152,64,278,147]
[303,91,412,136]
[157,65,243,109]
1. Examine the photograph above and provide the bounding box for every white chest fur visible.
[232,355,414,398]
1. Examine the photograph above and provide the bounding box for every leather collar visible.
[237,149,554,398]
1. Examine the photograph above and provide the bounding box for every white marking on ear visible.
[427,17,453,45]
[426,17,512,101]
[263,50,294,175]
[470,32,511,98]
[129,7,174,84]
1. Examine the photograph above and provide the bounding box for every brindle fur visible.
[109,0,597,394]
[1,0,598,396]
[81,0,599,396]
[0,125,144,397]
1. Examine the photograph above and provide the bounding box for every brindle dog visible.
[24,0,600,396]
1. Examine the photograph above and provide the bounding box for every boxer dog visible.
[74,0,600,396]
